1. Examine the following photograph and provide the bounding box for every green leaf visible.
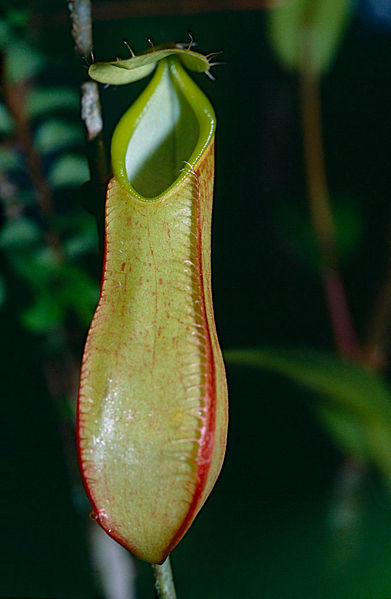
[12,245,98,332]
[48,154,89,188]
[0,19,10,48]
[0,146,21,170]
[0,217,41,249]
[89,44,211,85]
[0,103,14,135]
[5,40,44,84]
[268,0,355,75]
[27,87,80,120]
[60,265,99,325]
[34,119,84,153]
[225,348,391,420]
[10,246,59,284]
[63,222,98,258]
[54,211,98,258]
[22,292,64,333]
[7,9,29,27]
[0,18,13,50]
[316,403,368,459]
[224,347,391,486]
[276,195,362,270]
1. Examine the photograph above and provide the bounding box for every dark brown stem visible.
[0,167,20,218]
[299,38,360,360]
[2,78,62,254]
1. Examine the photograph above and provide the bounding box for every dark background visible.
[2,1,391,597]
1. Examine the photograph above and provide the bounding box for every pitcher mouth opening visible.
[111,57,216,201]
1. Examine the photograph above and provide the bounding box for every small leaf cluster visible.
[0,10,98,334]
[226,348,391,491]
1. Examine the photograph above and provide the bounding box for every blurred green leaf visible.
[276,195,362,270]
[0,104,14,135]
[27,87,80,120]
[10,248,62,333]
[0,146,22,170]
[21,267,98,332]
[54,211,98,257]
[317,404,368,459]
[10,246,60,285]
[60,265,98,325]
[34,119,84,153]
[225,347,391,486]
[268,0,354,75]
[0,18,13,50]
[5,40,44,84]
[224,349,391,418]
[225,347,391,421]
[7,9,29,27]
[64,228,98,259]
[0,217,41,249]
[22,291,64,333]
[48,154,89,188]
[10,244,98,332]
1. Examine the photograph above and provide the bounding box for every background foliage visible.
[2,0,391,598]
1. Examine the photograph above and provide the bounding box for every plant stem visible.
[68,0,109,189]
[298,34,360,360]
[152,557,177,599]
[81,80,108,185]
[298,33,368,532]
[2,77,62,254]
[68,0,93,56]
